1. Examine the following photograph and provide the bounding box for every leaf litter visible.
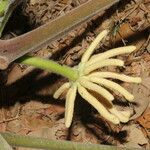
[0,0,150,149]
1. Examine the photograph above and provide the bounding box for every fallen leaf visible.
[23,115,53,131]
[0,123,6,132]
[119,124,149,149]
[28,118,67,140]
[130,77,150,120]
[71,118,99,144]
[18,119,67,150]
[7,120,23,133]
[137,107,150,129]
[21,101,50,111]
[113,23,135,43]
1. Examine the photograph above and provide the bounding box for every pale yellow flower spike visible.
[77,83,120,124]
[81,30,108,63]
[65,83,77,128]
[88,46,136,65]
[53,82,71,99]
[53,30,142,128]
[88,72,142,83]
[90,77,134,101]
[109,108,130,123]
[84,59,124,75]
[79,77,114,102]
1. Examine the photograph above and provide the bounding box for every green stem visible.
[1,132,141,150]
[0,0,22,37]
[18,55,79,81]
[0,134,13,150]
[0,0,8,17]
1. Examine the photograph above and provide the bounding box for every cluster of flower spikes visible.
[53,30,142,128]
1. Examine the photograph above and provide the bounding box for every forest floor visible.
[0,0,150,149]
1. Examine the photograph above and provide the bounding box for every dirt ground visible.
[0,0,150,149]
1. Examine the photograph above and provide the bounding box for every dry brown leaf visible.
[21,101,50,111]
[119,124,149,149]
[137,107,150,129]
[71,118,99,144]
[7,119,24,133]
[17,119,67,150]
[28,118,67,140]
[130,77,150,120]
[113,23,135,43]
[60,0,70,4]
[0,123,6,132]
[23,115,54,131]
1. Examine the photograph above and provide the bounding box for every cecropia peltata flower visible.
[53,30,142,128]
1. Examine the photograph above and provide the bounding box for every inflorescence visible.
[53,30,142,128]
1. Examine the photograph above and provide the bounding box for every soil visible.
[0,0,150,149]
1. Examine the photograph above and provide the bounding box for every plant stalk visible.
[1,132,142,150]
[18,55,79,81]
[0,134,13,150]
[0,0,22,37]
[0,0,8,17]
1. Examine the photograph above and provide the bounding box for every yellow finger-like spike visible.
[88,72,142,83]
[65,83,77,128]
[109,108,130,123]
[79,77,114,102]
[81,30,108,63]
[77,83,120,124]
[53,82,71,99]
[88,46,136,65]
[89,77,134,101]
[84,59,124,75]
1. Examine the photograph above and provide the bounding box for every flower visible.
[53,30,142,128]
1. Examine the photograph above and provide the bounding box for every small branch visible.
[0,115,19,124]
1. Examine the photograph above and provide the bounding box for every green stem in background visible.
[0,0,10,37]
[18,55,79,81]
[1,132,141,150]
[0,0,21,37]
[0,134,13,150]
[0,0,8,17]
